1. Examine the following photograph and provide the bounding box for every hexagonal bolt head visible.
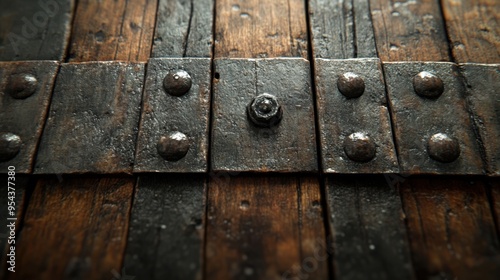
[343,132,376,163]
[163,70,192,96]
[6,74,38,99]
[247,93,283,128]
[0,132,22,162]
[413,71,444,99]
[157,131,190,161]
[427,133,460,163]
[337,72,365,99]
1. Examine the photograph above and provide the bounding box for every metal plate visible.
[35,62,144,174]
[383,62,483,174]
[315,58,398,173]
[461,63,500,176]
[134,58,211,173]
[0,61,58,173]
[211,58,317,172]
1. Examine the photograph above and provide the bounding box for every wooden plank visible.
[123,175,205,280]
[206,175,328,280]
[369,0,450,61]
[401,177,500,279]
[215,0,308,59]
[490,178,500,236]
[0,0,74,61]
[67,0,157,62]
[11,176,134,280]
[441,0,500,63]
[152,0,214,57]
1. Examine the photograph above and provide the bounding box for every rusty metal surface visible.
[35,62,144,174]
[383,62,483,175]
[134,58,211,173]
[0,61,58,173]
[461,63,500,176]
[211,58,317,172]
[315,58,398,173]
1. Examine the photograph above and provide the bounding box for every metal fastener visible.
[6,74,38,99]
[247,93,283,127]
[337,72,365,98]
[427,133,460,163]
[163,70,192,96]
[413,71,444,99]
[0,132,22,162]
[343,132,376,162]
[157,131,190,161]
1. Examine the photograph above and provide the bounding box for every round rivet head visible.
[163,70,192,96]
[413,71,444,99]
[6,74,38,99]
[427,133,460,163]
[343,132,376,163]
[0,132,22,162]
[157,131,190,161]
[337,72,365,98]
[247,93,283,128]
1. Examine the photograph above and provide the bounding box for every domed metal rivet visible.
[157,131,190,161]
[427,133,460,163]
[6,74,38,99]
[413,71,444,99]
[0,132,22,162]
[163,70,192,96]
[337,72,365,99]
[343,132,376,162]
[247,93,283,128]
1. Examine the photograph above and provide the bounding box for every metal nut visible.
[157,131,190,161]
[247,93,283,127]
[427,133,460,163]
[163,70,192,96]
[413,71,444,99]
[337,72,365,98]
[6,74,38,99]
[0,132,22,162]
[343,132,376,162]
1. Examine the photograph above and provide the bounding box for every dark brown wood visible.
[490,178,500,236]
[11,176,134,280]
[68,0,157,62]
[441,0,500,64]
[370,0,450,61]
[215,0,308,59]
[206,175,328,280]
[123,175,205,280]
[35,62,144,174]
[152,0,214,57]
[0,61,59,174]
[401,177,500,279]
[0,0,74,61]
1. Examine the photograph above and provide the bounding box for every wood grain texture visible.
[215,0,308,58]
[441,0,500,63]
[205,175,328,280]
[123,175,205,280]
[401,177,500,279]
[0,0,74,61]
[370,0,450,61]
[490,178,500,237]
[152,0,214,57]
[68,0,157,62]
[10,176,135,280]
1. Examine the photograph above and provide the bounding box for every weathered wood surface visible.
[11,176,134,280]
[123,175,205,280]
[0,61,59,174]
[0,0,74,61]
[442,0,500,64]
[215,0,308,59]
[35,62,144,174]
[68,0,157,62]
[152,0,214,58]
